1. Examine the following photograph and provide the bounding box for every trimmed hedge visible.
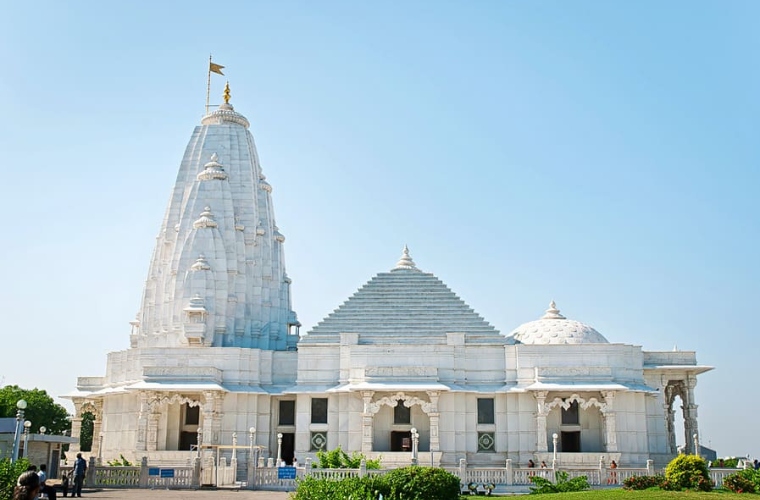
[293,466,460,500]
[663,454,712,492]
[724,468,760,494]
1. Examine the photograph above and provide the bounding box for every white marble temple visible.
[68,90,712,470]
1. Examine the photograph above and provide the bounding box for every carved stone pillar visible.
[361,391,375,453]
[147,409,159,452]
[684,378,699,454]
[69,398,84,455]
[136,392,149,451]
[202,391,223,445]
[426,391,440,453]
[664,403,676,454]
[601,391,617,452]
[534,391,549,452]
[91,419,103,458]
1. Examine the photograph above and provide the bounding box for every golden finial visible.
[223,81,231,104]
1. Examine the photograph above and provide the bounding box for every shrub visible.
[622,474,665,490]
[529,471,590,494]
[315,446,381,469]
[293,475,388,500]
[385,466,461,500]
[664,454,712,492]
[294,467,459,500]
[724,469,760,494]
[107,454,133,466]
[0,458,31,500]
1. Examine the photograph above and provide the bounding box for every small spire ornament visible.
[223,81,231,104]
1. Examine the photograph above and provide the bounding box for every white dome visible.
[509,301,609,345]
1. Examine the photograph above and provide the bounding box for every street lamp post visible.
[552,433,559,468]
[39,426,46,435]
[410,428,419,466]
[276,433,283,466]
[11,399,27,462]
[98,433,104,464]
[249,427,257,469]
[693,433,699,457]
[23,420,32,459]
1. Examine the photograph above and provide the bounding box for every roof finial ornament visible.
[392,244,418,271]
[223,81,231,104]
[541,300,566,320]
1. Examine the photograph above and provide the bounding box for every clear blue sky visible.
[1,1,757,457]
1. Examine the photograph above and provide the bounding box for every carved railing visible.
[59,457,748,491]
[93,466,142,487]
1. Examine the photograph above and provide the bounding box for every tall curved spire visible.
[133,87,298,350]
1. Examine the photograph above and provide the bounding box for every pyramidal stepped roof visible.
[302,247,504,345]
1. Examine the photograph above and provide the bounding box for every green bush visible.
[293,475,388,500]
[723,469,760,494]
[0,458,31,500]
[315,446,381,469]
[622,474,664,490]
[107,454,133,466]
[385,466,460,500]
[294,466,460,500]
[529,471,590,494]
[663,454,712,492]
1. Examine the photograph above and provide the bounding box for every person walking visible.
[72,453,87,497]
[38,464,57,500]
[13,471,40,500]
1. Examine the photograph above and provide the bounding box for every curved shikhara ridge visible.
[132,102,298,350]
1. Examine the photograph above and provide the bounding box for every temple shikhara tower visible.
[69,80,712,471]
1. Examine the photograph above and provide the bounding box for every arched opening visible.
[79,412,94,452]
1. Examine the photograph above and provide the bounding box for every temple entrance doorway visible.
[391,431,412,452]
[561,431,581,452]
[281,433,295,465]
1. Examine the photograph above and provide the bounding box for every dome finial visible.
[392,244,418,271]
[223,81,231,104]
[541,300,566,320]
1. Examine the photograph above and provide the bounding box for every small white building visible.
[68,85,712,469]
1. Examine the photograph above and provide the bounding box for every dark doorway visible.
[390,431,412,452]
[561,431,581,452]
[180,431,198,451]
[281,433,295,465]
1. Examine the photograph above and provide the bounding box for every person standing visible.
[38,464,57,500]
[72,453,87,498]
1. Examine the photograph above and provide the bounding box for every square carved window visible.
[279,400,295,426]
[561,400,579,425]
[184,404,200,425]
[394,402,411,424]
[478,432,495,452]
[311,398,328,424]
[477,398,495,424]
[310,432,327,451]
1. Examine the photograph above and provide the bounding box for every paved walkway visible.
[64,489,292,499]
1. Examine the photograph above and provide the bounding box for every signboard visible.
[278,466,297,479]
[160,469,175,478]
[148,468,160,477]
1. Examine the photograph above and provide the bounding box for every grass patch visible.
[524,490,734,498]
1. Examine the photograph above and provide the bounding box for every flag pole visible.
[205,54,213,116]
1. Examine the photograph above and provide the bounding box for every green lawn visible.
[466,490,740,499]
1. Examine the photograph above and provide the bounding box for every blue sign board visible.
[278,466,297,479]
[148,468,160,476]
[160,469,175,478]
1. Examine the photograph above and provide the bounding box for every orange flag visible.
[210,62,225,75]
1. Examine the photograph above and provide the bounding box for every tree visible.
[0,385,70,436]
[79,412,94,452]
